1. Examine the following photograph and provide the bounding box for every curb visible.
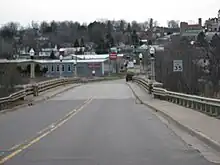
[127,82,220,153]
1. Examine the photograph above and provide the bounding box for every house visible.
[0,59,108,77]
[205,10,220,32]
[36,59,107,77]
[70,54,125,74]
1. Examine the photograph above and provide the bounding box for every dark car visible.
[126,71,134,82]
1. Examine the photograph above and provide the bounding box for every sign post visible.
[109,51,117,73]
[149,46,156,81]
[139,53,143,73]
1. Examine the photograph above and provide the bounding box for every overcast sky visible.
[0,0,219,27]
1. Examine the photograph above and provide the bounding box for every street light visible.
[29,48,35,79]
[149,46,156,81]
[81,47,85,54]
[190,41,195,45]
[59,54,63,78]
[139,53,143,73]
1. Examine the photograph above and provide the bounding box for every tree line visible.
[0,19,180,57]
[155,31,220,98]
[0,18,180,97]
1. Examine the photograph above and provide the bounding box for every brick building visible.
[180,19,203,39]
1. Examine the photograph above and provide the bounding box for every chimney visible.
[198,18,202,26]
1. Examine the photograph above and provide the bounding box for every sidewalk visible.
[128,82,220,152]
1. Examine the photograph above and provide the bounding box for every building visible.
[205,18,219,32]
[0,59,108,77]
[37,59,107,77]
[180,19,203,39]
[39,46,59,57]
[0,52,126,77]
[205,10,220,32]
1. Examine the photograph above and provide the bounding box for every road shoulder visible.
[127,82,220,154]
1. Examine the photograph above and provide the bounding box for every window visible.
[67,65,71,72]
[62,65,65,71]
[57,65,59,72]
[51,65,54,72]
[42,65,48,73]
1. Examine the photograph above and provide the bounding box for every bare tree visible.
[167,20,179,28]
[153,21,158,27]
[131,21,141,31]
[149,18,153,29]
[0,25,24,97]
[156,36,202,94]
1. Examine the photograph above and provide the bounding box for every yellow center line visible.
[0,98,93,164]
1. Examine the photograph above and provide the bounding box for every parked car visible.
[125,61,134,82]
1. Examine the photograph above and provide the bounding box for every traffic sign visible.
[109,52,117,60]
[173,60,183,72]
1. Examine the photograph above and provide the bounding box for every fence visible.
[132,76,220,117]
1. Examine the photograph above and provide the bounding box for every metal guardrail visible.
[0,76,121,110]
[133,76,220,117]
[0,89,26,110]
[0,78,78,110]
[132,77,152,92]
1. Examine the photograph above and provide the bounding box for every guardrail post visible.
[217,107,220,118]
[149,84,153,94]
[0,103,5,111]
[33,85,39,96]
[211,106,218,116]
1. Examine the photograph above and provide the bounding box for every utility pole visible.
[139,53,143,74]
[29,48,35,79]
[59,55,63,78]
[149,46,156,81]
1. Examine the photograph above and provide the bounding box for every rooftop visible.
[70,54,124,59]
[0,58,108,64]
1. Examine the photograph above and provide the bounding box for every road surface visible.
[0,80,215,165]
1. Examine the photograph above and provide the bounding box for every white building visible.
[205,10,220,32]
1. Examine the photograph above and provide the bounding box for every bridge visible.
[0,78,219,165]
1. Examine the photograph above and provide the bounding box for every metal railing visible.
[132,77,152,92]
[133,76,220,117]
[0,77,111,110]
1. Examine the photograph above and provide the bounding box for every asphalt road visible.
[0,80,215,165]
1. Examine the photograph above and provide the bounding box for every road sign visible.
[109,52,117,60]
[173,60,183,72]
